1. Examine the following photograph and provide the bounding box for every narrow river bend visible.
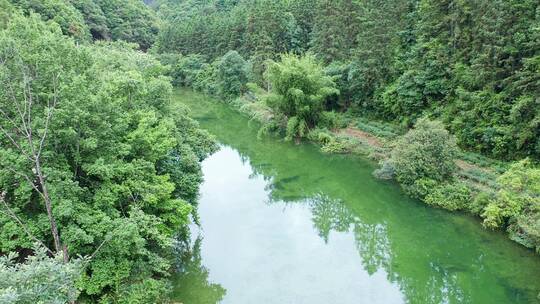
[172,89,540,304]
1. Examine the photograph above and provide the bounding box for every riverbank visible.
[179,87,539,257]
[231,89,505,187]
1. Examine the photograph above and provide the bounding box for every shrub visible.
[319,111,346,130]
[508,212,540,254]
[402,178,439,199]
[321,138,349,154]
[481,160,539,228]
[468,191,493,215]
[425,182,472,211]
[390,119,458,187]
[306,128,333,145]
[175,54,207,87]
[480,159,540,253]
[193,62,218,96]
[12,0,90,41]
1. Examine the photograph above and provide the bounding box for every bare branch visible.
[5,166,46,202]
[87,237,109,263]
[1,59,66,261]
[0,106,26,138]
[0,123,24,152]
[38,72,60,158]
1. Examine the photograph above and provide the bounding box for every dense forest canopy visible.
[5,0,159,49]
[155,0,539,160]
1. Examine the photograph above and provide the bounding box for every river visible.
[171,89,540,304]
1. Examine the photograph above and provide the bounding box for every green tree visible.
[92,0,159,50]
[310,0,360,63]
[264,53,339,141]
[216,50,250,99]
[0,14,217,302]
[0,0,15,29]
[9,0,90,41]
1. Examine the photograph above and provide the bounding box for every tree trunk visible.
[34,159,66,261]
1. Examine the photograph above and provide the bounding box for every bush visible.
[468,191,493,215]
[424,182,472,211]
[321,138,349,154]
[390,119,458,187]
[0,0,14,29]
[307,129,333,145]
[12,0,90,41]
[193,62,218,96]
[319,111,346,130]
[402,178,439,199]
[480,159,540,252]
[481,160,539,228]
[509,213,540,254]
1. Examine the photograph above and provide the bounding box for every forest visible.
[152,0,539,258]
[0,0,216,302]
[0,0,539,303]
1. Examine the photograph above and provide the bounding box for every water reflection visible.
[227,141,540,303]
[173,236,227,303]
[307,194,471,304]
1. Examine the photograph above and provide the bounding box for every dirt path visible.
[337,127,384,148]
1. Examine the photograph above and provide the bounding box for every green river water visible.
[171,89,540,304]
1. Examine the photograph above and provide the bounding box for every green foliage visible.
[8,0,159,48]
[373,160,396,180]
[355,117,401,139]
[424,182,472,211]
[70,0,109,40]
[159,51,251,100]
[0,246,81,304]
[480,159,540,252]
[481,160,538,227]
[310,0,360,63]
[402,178,439,200]
[10,0,90,41]
[172,54,208,87]
[320,138,349,154]
[390,119,458,189]
[0,0,15,29]
[216,50,250,99]
[264,53,339,141]
[0,14,216,302]
[154,0,306,81]
[193,62,220,97]
[89,0,159,50]
[318,111,346,130]
[154,0,540,160]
